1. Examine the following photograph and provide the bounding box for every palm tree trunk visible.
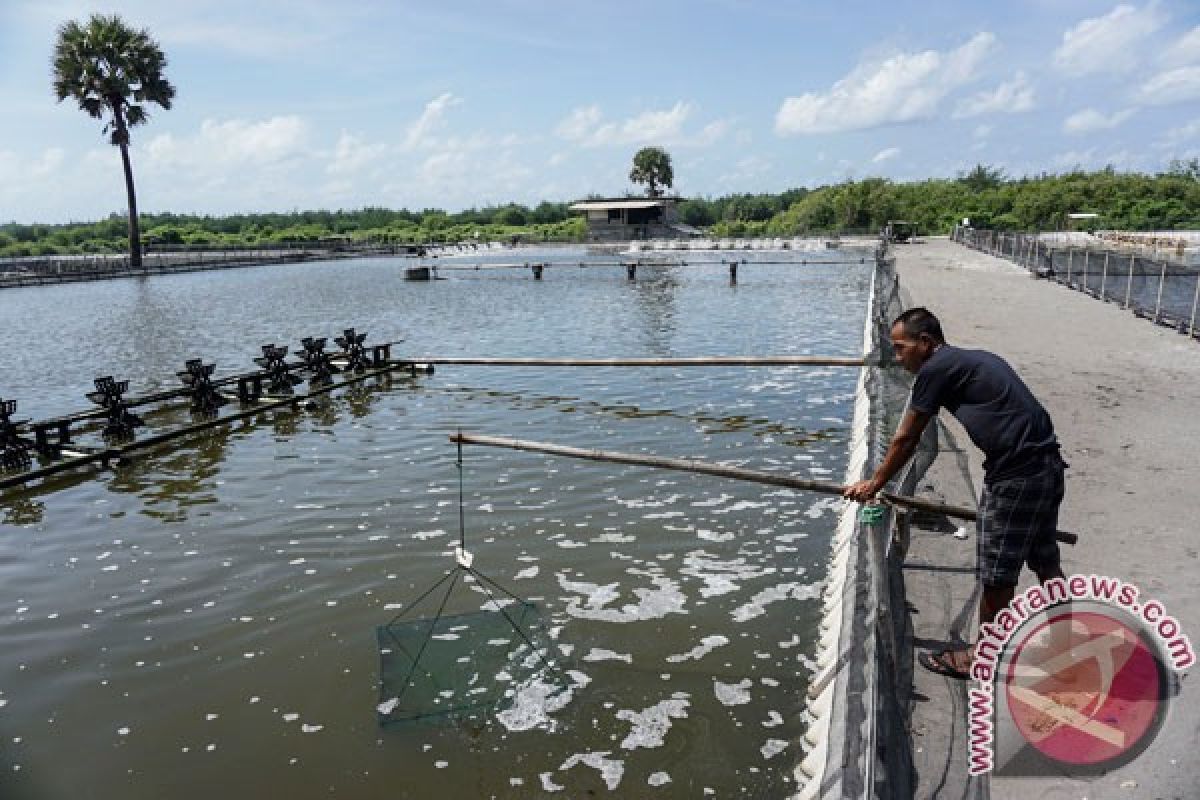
[118,138,142,268]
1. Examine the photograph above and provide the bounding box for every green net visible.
[376,569,566,726]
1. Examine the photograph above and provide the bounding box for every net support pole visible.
[1067,247,1073,285]
[1189,271,1200,337]
[1101,252,1109,300]
[1124,253,1135,309]
[1153,261,1168,322]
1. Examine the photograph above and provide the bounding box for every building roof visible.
[569,199,672,211]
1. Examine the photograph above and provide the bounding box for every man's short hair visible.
[893,307,945,343]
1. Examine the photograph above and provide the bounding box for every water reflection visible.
[106,425,231,522]
[1,493,43,525]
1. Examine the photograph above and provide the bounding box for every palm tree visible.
[53,14,175,268]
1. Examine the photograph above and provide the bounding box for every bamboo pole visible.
[398,356,867,368]
[450,432,1078,545]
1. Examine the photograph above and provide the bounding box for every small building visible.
[569,198,695,241]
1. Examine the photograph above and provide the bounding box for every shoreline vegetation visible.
[4,163,1199,259]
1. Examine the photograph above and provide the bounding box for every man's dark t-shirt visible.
[910,345,1058,483]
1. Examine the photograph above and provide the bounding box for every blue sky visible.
[2,0,1199,223]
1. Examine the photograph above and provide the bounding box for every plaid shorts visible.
[976,453,1066,588]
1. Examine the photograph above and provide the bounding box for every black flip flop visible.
[919,650,971,680]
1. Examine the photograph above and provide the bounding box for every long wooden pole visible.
[400,356,867,368]
[449,432,1079,545]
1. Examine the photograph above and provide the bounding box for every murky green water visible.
[0,246,871,798]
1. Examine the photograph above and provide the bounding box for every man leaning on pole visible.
[843,307,1068,678]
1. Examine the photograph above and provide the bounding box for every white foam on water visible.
[539,773,564,792]
[583,648,632,664]
[760,738,788,759]
[513,566,539,580]
[301,724,323,733]
[712,500,769,515]
[590,533,636,544]
[691,494,733,508]
[494,675,574,733]
[713,678,753,706]
[412,529,447,541]
[557,573,686,623]
[559,752,625,791]
[696,529,735,543]
[804,496,843,520]
[762,711,784,728]
[616,692,690,750]
[680,552,775,598]
[377,697,399,714]
[610,494,681,509]
[643,511,685,520]
[665,635,729,663]
[648,771,672,786]
[731,581,821,623]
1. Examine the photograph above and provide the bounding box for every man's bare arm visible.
[842,408,933,502]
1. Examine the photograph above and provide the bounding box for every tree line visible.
[6,163,1199,257]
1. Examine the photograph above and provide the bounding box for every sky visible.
[2,0,1199,223]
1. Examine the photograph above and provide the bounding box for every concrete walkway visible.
[892,238,1200,800]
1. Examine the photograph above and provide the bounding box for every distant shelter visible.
[569,198,698,241]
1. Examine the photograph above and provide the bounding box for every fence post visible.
[1124,253,1135,309]
[1084,250,1090,291]
[1101,252,1109,300]
[1067,248,1073,285]
[1153,260,1167,321]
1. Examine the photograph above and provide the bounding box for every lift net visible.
[376,568,564,726]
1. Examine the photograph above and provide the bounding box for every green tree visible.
[958,163,1006,192]
[629,147,674,197]
[53,14,175,267]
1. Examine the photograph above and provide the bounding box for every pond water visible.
[0,246,872,799]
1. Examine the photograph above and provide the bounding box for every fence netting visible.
[952,226,1200,336]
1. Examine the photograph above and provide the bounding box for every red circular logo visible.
[1004,610,1167,768]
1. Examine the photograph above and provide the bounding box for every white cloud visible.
[327,131,387,176]
[717,155,771,186]
[31,147,65,177]
[1062,107,1135,134]
[1052,4,1165,76]
[1162,25,1200,67]
[953,72,1035,118]
[554,102,729,147]
[403,93,462,150]
[973,124,993,139]
[1161,118,1200,146]
[1136,66,1200,106]
[774,32,995,135]
[1051,148,1098,169]
[146,116,311,169]
[158,21,329,59]
[871,147,901,163]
